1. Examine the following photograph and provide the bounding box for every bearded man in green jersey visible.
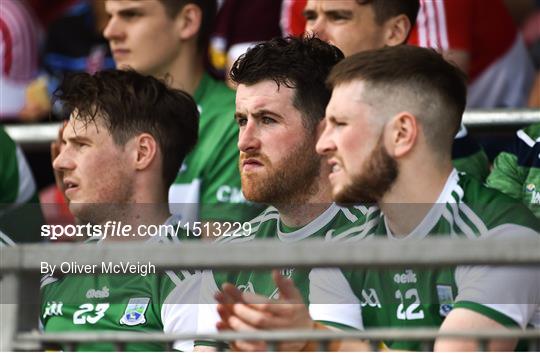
[195,36,376,351]
[215,46,540,351]
[41,69,201,351]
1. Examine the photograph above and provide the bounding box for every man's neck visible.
[380,163,453,237]
[156,49,204,96]
[275,176,333,228]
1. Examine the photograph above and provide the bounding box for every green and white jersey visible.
[487,123,540,218]
[0,126,43,242]
[309,170,540,350]
[168,73,261,224]
[196,204,373,345]
[453,124,490,182]
[40,216,201,351]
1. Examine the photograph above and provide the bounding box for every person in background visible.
[409,0,535,109]
[103,0,259,226]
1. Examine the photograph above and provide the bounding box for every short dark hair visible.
[358,0,419,27]
[327,45,466,156]
[159,0,217,51]
[230,36,344,131]
[54,69,199,188]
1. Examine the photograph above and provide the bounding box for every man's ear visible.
[385,112,418,158]
[383,14,412,46]
[175,3,202,42]
[134,133,158,171]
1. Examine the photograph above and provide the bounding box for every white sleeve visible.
[455,265,540,328]
[455,224,540,328]
[162,270,202,352]
[197,270,221,336]
[309,268,363,330]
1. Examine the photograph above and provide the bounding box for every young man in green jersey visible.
[302,0,490,182]
[42,69,201,351]
[195,36,374,351]
[102,0,256,225]
[216,46,540,351]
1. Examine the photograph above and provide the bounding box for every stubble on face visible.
[66,121,136,225]
[240,134,322,205]
[334,132,398,205]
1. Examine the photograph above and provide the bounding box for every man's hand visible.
[216,270,314,351]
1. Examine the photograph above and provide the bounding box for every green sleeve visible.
[453,301,520,328]
[486,151,524,201]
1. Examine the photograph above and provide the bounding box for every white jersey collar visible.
[277,203,340,242]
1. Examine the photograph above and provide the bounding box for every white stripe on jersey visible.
[447,201,478,239]
[329,215,379,242]
[0,229,15,246]
[15,146,36,205]
[458,203,489,236]
[339,207,359,222]
[517,129,539,147]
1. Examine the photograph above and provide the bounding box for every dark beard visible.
[240,137,322,205]
[334,133,398,205]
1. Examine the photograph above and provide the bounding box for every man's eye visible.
[262,116,276,124]
[121,11,141,19]
[236,117,247,126]
[328,13,349,21]
[73,141,88,148]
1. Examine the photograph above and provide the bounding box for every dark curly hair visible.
[230,36,344,131]
[54,69,199,188]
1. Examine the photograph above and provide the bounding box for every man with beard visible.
[195,36,374,351]
[41,70,202,351]
[215,46,540,351]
